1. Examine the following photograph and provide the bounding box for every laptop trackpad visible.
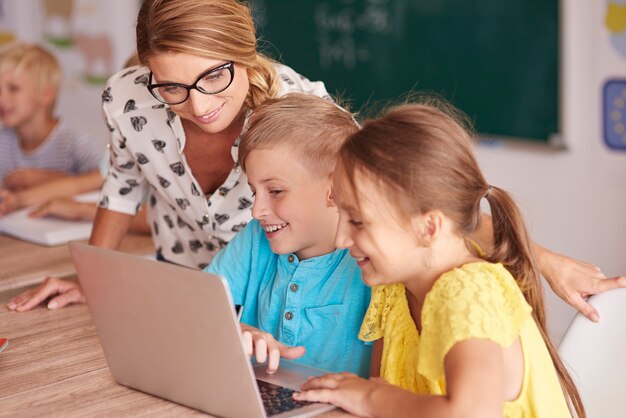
[254,361,329,390]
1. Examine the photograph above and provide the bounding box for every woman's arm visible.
[89,207,135,248]
[534,243,626,322]
[470,214,626,321]
[129,206,151,234]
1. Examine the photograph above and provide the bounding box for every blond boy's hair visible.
[0,42,62,95]
[239,93,359,177]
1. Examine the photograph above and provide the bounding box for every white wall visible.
[475,0,626,343]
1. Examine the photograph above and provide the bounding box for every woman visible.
[94,0,330,269]
[7,0,624,313]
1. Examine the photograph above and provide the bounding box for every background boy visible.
[0,42,104,214]
[205,93,371,377]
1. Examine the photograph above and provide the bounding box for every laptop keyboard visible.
[257,379,310,416]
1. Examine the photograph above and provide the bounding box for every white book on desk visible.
[0,192,98,246]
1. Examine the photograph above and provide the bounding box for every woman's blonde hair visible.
[339,99,585,418]
[136,0,280,109]
[0,42,61,94]
[239,93,358,177]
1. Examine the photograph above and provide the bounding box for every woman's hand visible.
[294,373,388,418]
[240,323,305,374]
[7,277,85,312]
[536,245,626,322]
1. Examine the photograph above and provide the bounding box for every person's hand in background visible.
[0,189,19,215]
[2,168,67,191]
[28,198,96,221]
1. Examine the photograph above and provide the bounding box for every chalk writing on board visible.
[314,0,392,70]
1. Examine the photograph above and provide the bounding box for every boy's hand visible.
[240,323,306,374]
[2,168,66,190]
[6,277,85,312]
[0,189,19,215]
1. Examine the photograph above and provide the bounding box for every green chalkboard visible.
[253,0,559,142]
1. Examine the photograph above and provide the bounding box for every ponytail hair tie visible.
[483,185,493,199]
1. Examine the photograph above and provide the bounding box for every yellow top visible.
[359,262,571,418]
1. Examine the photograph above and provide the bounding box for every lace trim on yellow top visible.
[359,283,434,393]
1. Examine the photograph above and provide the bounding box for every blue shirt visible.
[205,220,371,377]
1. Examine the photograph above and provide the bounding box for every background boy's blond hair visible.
[239,93,359,177]
[0,42,62,95]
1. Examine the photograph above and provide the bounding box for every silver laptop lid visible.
[69,242,266,418]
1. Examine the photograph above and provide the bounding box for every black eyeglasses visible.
[147,61,235,105]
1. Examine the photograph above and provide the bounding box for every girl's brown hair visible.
[339,99,584,418]
[136,0,280,109]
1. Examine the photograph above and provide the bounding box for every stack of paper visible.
[0,208,93,246]
[0,192,98,246]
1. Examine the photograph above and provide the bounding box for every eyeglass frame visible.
[147,61,235,105]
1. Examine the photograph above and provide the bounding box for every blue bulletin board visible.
[603,79,626,151]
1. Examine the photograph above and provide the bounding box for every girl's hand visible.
[294,373,387,418]
[537,245,626,322]
[240,324,305,374]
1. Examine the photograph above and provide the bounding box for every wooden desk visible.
[0,233,154,292]
[0,301,208,416]
[0,293,351,417]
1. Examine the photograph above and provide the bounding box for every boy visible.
[0,42,104,213]
[205,93,371,377]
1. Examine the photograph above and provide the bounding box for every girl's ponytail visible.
[484,186,543,324]
[485,186,585,418]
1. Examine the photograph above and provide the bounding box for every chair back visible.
[558,287,626,418]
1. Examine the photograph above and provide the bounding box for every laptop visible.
[69,242,336,418]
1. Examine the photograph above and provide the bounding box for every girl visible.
[294,101,584,417]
